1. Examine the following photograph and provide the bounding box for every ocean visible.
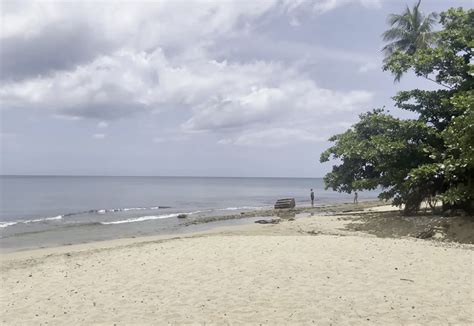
[0,175,379,251]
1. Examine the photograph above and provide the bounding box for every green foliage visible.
[438,91,474,208]
[381,0,438,81]
[383,7,473,87]
[321,6,473,214]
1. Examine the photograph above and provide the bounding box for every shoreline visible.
[2,198,472,257]
[3,199,472,260]
[1,203,472,324]
[0,200,384,253]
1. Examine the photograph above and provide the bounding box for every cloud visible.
[0,50,292,120]
[1,0,382,80]
[358,61,379,73]
[1,0,379,147]
[1,50,161,119]
[0,22,112,81]
[1,46,373,144]
[0,0,280,80]
[97,121,109,129]
[313,0,381,13]
[219,128,326,147]
[182,79,373,133]
[92,133,106,139]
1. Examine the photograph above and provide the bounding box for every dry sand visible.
[1,212,473,325]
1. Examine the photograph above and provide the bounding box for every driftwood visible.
[255,219,280,224]
[274,198,295,209]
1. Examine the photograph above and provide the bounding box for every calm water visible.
[0,176,378,250]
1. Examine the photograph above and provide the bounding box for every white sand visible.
[364,204,400,212]
[1,215,473,324]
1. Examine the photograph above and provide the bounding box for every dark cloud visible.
[50,83,150,121]
[0,22,111,81]
[65,101,148,121]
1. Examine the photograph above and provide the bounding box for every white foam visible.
[101,213,180,225]
[122,207,156,211]
[220,206,261,211]
[100,209,206,225]
[0,215,63,228]
[25,215,63,223]
[122,207,142,211]
[0,221,19,228]
[98,206,163,213]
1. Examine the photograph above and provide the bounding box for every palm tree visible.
[382,0,438,78]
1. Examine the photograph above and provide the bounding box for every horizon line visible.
[0,174,325,179]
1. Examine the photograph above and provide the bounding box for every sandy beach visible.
[1,207,473,325]
[3,0,473,324]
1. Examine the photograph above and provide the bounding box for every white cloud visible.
[182,77,373,134]
[1,46,373,144]
[92,133,106,139]
[1,1,278,50]
[358,61,379,73]
[1,0,379,147]
[1,0,381,40]
[219,128,326,147]
[1,50,162,119]
[313,0,381,13]
[97,121,109,128]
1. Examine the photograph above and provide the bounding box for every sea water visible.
[0,175,379,250]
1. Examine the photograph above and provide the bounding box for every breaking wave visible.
[100,213,183,225]
[0,205,169,229]
[0,205,264,229]
[0,215,63,228]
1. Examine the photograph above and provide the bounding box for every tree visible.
[382,0,438,81]
[321,7,473,215]
[382,0,438,57]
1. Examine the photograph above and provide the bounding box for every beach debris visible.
[274,198,296,209]
[416,228,435,239]
[255,219,280,224]
[400,278,414,282]
[177,214,188,219]
[307,230,322,236]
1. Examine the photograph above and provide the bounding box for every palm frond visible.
[387,13,403,26]
[382,28,409,42]
[382,0,438,57]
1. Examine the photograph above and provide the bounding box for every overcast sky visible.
[0,0,470,177]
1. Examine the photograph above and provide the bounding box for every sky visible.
[0,0,471,177]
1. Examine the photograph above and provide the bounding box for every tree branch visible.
[422,75,454,90]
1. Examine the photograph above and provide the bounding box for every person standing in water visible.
[354,191,358,204]
[310,189,315,207]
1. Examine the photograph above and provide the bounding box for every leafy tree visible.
[321,7,473,215]
[382,0,438,81]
